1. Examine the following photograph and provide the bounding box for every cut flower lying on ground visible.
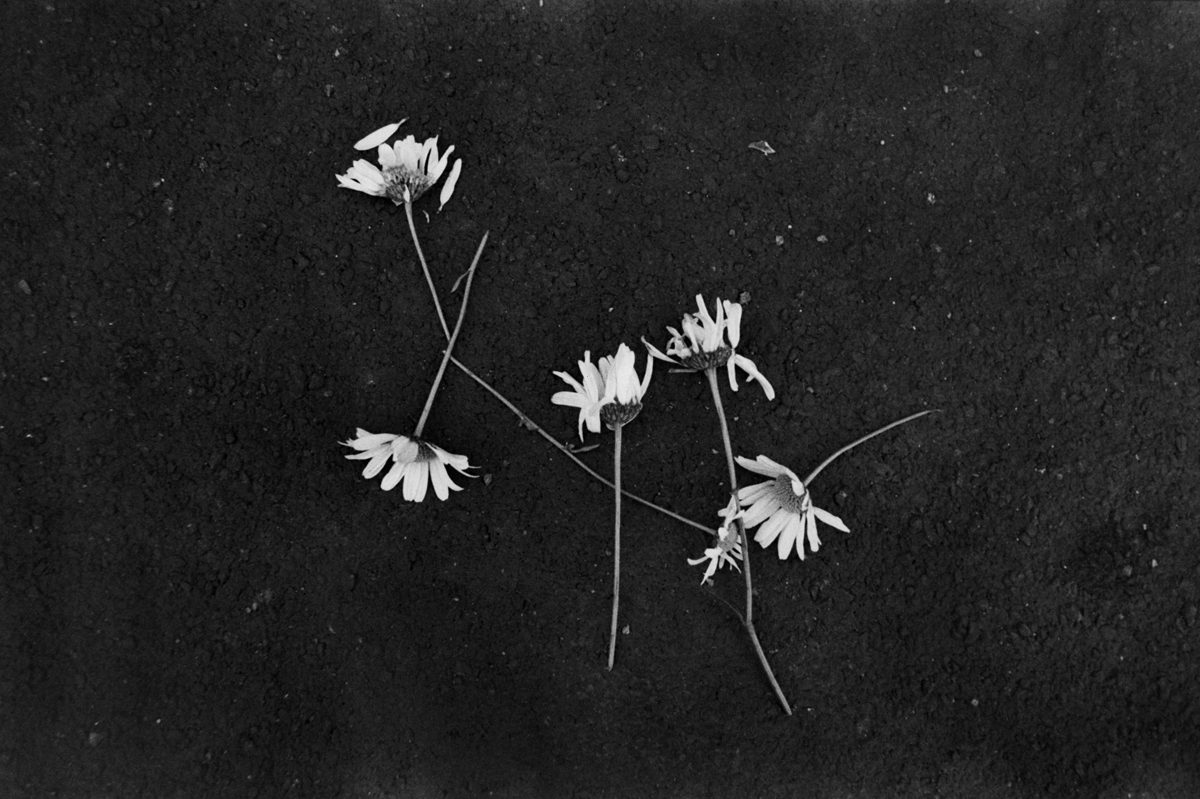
[342,429,474,502]
[687,510,744,584]
[643,293,775,400]
[551,343,654,438]
[724,454,849,560]
[336,121,463,210]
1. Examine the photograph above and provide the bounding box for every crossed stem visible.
[401,204,710,537]
[705,368,793,716]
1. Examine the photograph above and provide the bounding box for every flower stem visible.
[405,199,452,340]
[447,356,709,536]
[803,409,938,485]
[413,232,488,438]
[608,424,623,671]
[397,212,712,538]
[706,368,792,716]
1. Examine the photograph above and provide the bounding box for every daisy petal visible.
[722,300,743,349]
[404,460,430,502]
[380,461,407,491]
[428,458,452,501]
[354,121,404,151]
[813,505,851,533]
[805,510,821,555]
[733,353,776,401]
[775,513,799,560]
[361,451,391,479]
[438,159,463,211]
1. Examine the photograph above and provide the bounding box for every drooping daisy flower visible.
[336,121,464,211]
[551,343,654,438]
[643,294,775,400]
[549,342,654,671]
[550,351,606,440]
[687,510,744,584]
[341,428,474,502]
[723,454,849,560]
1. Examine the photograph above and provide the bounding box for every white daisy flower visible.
[341,428,474,502]
[722,454,849,560]
[643,293,775,400]
[550,351,606,440]
[336,122,463,211]
[687,510,744,584]
[552,343,654,438]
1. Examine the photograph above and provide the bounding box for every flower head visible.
[551,343,654,438]
[341,428,474,501]
[643,294,775,400]
[687,510,744,584]
[336,121,463,211]
[721,454,849,560]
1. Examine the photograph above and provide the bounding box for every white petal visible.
[579,355,603,400]
[705,297,725,351]
[791,514,810,559]
[395,135,420,171]
[813,505,850,533]
[737,455,797,480]
[733,353,776,401]
[637,352,654,399]
[551,389,590,408]
[354,121,404,151]
[804,509,821,555]
[723,301,743,348]
[438,159,462,211]
[641,337,678,365]
[432,143,455,181]
[758,509,789,548]
[741,495,781,528]
[403,460,430,502]
[553,369,587,396]
[774,512,798,560]
[380,461,407,491]
[361,450,391,479]
[428,458,452,500]
[738,480,772,504]
[342,430,395,450]
[376,143,397,169]
[393,437,420,463]
[423,137,441,176]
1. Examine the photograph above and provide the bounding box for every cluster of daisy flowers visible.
[334,120,934,714]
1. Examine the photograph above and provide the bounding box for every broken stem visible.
[413,232,488,438]
[400,216,709,537]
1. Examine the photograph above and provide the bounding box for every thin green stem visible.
[413,233,488,438]
[706,368,792,716]
[803,409,938,485]
[607,424,623,671]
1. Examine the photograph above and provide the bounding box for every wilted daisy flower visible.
[643,294,775,400]
[341,428,474,502]
[723,454,849,560]
[687,510,744,584]
[336,121,464,211]
[551,343,654,438]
